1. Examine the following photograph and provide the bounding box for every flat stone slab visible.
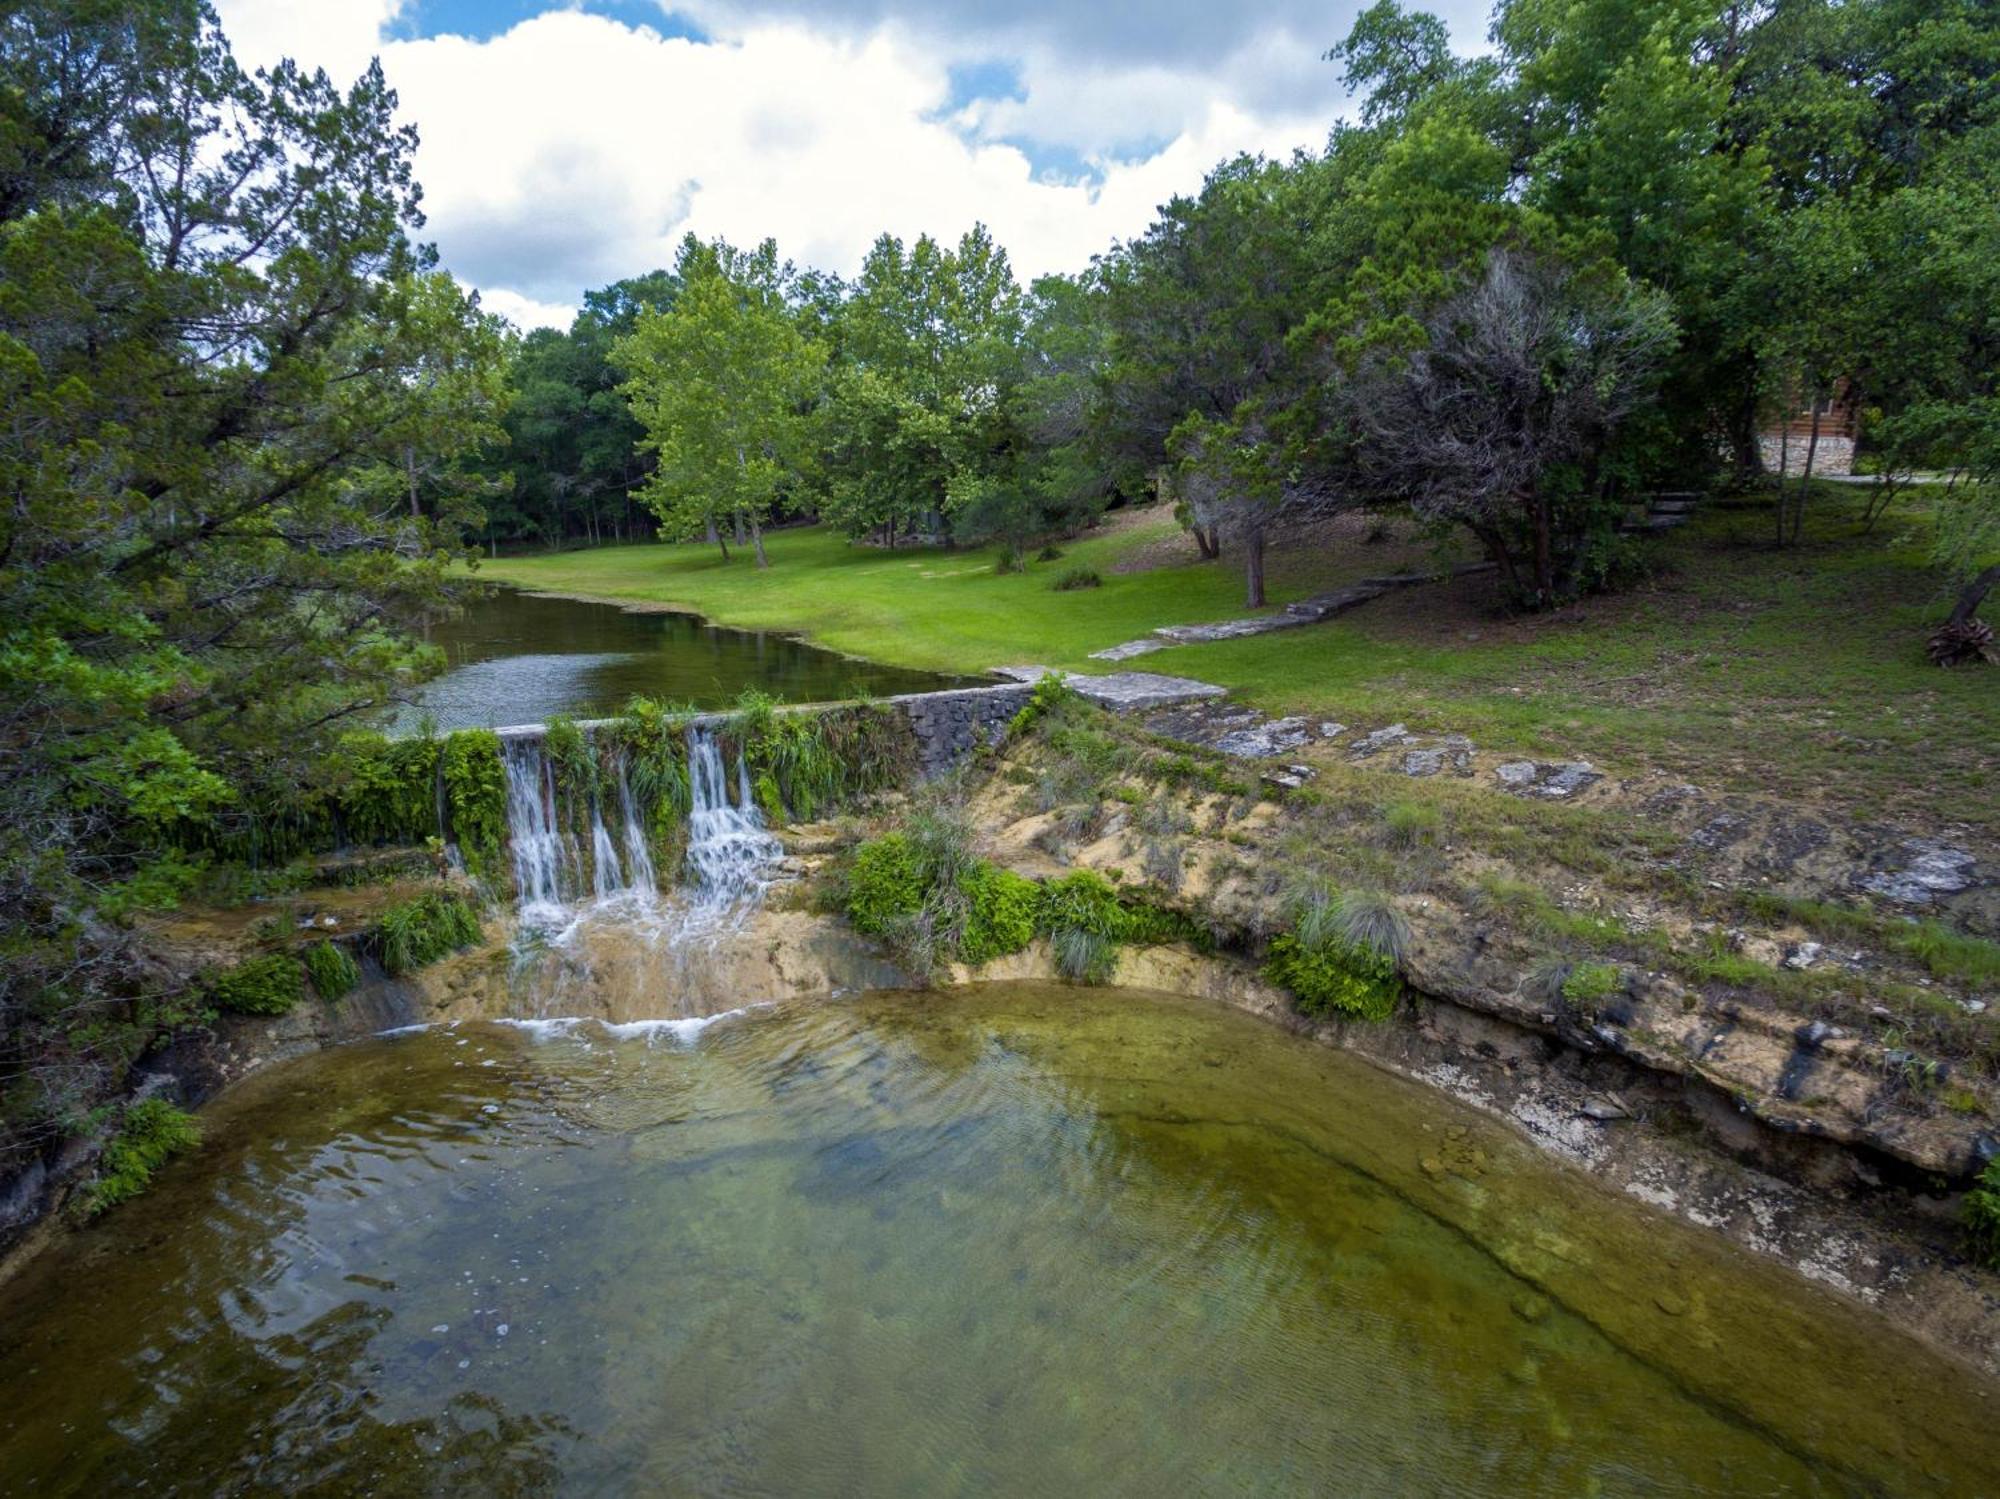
[987,665,1228,711]
[1859,839,1979,905]
[1090,637,1170,661]
[1494,759,1603,798]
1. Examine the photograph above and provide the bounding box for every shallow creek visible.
[0,983,1992,1495]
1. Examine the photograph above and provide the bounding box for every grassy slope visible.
[477,488,1996,834]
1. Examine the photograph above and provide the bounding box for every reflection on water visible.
[0,986,1992,1496]
[397,586,973,729]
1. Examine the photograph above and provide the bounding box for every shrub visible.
[303,940,360,1001]
[377,891,483,975]
[80,1099,200,1217]
[1036,544,1064,562]
[1264,933,1400,1022]
[210,953,306,1016]
[1051,566,1102,591]
[994,549,1025,575]
[1965,1159,2000,1269]
[1039,871,1129,985]
[846,833,925,936]
[960,864,1040,965]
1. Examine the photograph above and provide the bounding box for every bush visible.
[1051,567,1102,591]
[80,1098,200,1217]
[1036,544,1064,562]
[1966,1159,2000,1269]
[1038,871,1129,984]
[210,953,306,1016]
[1265,933,1400,1022]
[377,890,483,975]
[994,550,1025,575]
[960,864,1040,965]
[846,833,925,936]
[1008,672,1085,738]
[304,939,360,1000]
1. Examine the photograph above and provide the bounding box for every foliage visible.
[1264,933,1401,1022]
[1009,673,1087,738]
[1037,871,1131,985]
[304,941,361,1002]
[440,730,507,879]
[1051,567,1103,591]
[1967,1159,2000,1269]
[843,813,1039,978]
[209,955,306,1017]
[1560,961,1623,1016]
[615,237,824,566]
[844,834,926,937]
[959,864,1042,967]
[77,1099,200,1219]
[376,892,483,976]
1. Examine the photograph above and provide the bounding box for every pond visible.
[1,984,1990,1495]
[396,586,975,730]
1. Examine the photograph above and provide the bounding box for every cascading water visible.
[677,725,782,935]
[500,734,661,932]
[497,723,779,942]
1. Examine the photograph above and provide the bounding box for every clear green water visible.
[398,586,973,730]
[0,985,1992,1495]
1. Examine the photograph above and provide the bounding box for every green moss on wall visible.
[78,1098,201,1218]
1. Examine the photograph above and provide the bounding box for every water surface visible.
[0,986,1991,1495]
[399,586,973,730]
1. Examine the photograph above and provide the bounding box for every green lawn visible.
[476,490,1996,835]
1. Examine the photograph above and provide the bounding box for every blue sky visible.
[214,0,1488,327]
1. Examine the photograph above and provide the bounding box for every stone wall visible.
[1758,432,1855,476]
[499,681,1035,779]
[887,683,1034,776]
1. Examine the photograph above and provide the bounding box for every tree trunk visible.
[1790,404,1822,546]
[1945,564,2000,630]
[734,510,747,548]
[1244,525,1266,609]
[1775,419,1790,547]
[406,446,420,519]
[750,515,769,569]
[1193,524,1219,561]
[706,512,728,562]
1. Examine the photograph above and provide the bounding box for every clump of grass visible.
[209,953,306,1016]
[377,890,483,975]
[843,806,1037,977]
[1963,1159,2000,1269]
[1289,876,1409,963]
[1051,567,1102,591]
[1382,799,1443,850]
[1893,920,2000,987]
[1560,961,1624,1018]
[79,1099,200,1218]
[303,940,360,1001]
[1038,871,1130,984]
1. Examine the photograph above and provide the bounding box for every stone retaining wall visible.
[496,681,1035,778]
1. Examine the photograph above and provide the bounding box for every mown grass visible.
[478,486,1995,833]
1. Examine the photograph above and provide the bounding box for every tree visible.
[614,239,823,567]
[0,1,507,1153]
[1345,245,1676,606]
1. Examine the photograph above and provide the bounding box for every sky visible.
[212,0,1489,329]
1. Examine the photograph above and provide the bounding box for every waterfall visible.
[679,726,782,932]
[498,723,778,940]
[500,734,660,929]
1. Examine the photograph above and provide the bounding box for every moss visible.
[1966,1159,2000,1269]
[1264,933,1400,1023]
[376,890,483,976]
[209,953,306,1016]
[303,939,360,1001]
[440,729,506,879]
[79,1099,200,1218]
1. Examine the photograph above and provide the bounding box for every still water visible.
[1,985,1991,1495]
[398,587,973,730]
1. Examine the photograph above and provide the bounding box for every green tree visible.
[615,238,824,566]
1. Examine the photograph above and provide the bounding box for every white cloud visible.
[213,2,1354,329]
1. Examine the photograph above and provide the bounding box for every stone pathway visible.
[1088,563,1497,662]
[987,665,1227,712]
